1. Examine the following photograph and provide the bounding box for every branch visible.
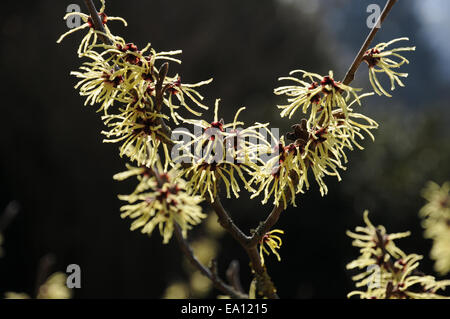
[249,171,298,246]
[83,0,112,45]
[81,0,239,298]
[226,260,245,293]
[34,253,56,297]
[0,201,20,233]
[342,0,398,85]
[82,0,398,300]
[254,0,399,246]
[173,223,248,299]
[247,0,398,292]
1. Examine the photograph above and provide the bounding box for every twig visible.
[0,201,20,233]
[255,0,398,257]
[342,0,398,85]
[249,171,298,246]
[173,223,248,299]
[34,253,56,297]
[82,0,398,299]
[226,260,245,293]
[249,205,284,247]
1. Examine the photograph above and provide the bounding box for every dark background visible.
[0,0,449,298]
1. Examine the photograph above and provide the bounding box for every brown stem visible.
[155,63,169,112]
[249,171,298,246]
[226,260,245,293]
[173,223,248,299]
[82,0,398,300]
[83,0,112,45]
[0,201,20,233]
[249,205,284,247]
[342,0,398,85]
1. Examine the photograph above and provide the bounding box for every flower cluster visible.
[346,211,450,299]
[258,229,284,266]
[114,164,206,244]
[58,1,427,301]
[163,214,227,299]
[5,272,72,299]
[363,37,416,97]
[175,99,269,202]
[419,181,450,275]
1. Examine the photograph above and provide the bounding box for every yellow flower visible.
[419,181,450,275]
[190,271,213,297]
[274,70,361,127]
[115,164,206,244]
[259,229,284,266]
[302,97,378,196]
[250,135,308,208]
[0,233,3,258]
[251,99,378,208]
[56,0,127,56]
[37,272,72,299]
[177,100,267,201]
[363,37,416,97]
[164,76,213,125]
[5,272,72,299]
[347,211,450,299]
[4,292,30,299]
[113,163,153,193]
[162,281,190,299]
